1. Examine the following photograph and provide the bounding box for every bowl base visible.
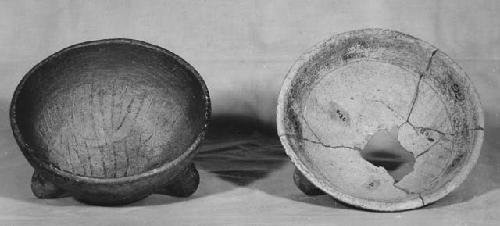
[30,163,200,205]
[31,171,69,199]
[293,167,324,196]
[154,163,199,197]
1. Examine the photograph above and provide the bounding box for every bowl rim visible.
[276,28,484,211]
[10,38,211,184]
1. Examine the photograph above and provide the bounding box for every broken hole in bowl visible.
[360,127,415,182]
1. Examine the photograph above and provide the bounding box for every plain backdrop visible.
[1,0,499,123]
[1,1,500,225]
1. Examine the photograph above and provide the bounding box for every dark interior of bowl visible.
[14,40,208,178]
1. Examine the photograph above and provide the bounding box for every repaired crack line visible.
[399,121,455,137]
[300,113,327,146]
[418,194,425,206]
[415,137,442,158]
[393,182,413,195]
[394,182,425,206]
[282,133,362,152]
[403,49,437,125]
[406,73,424,123]
[370,99,407,121]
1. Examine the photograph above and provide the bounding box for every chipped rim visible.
[276,28,484,211]
[10,38,211,185]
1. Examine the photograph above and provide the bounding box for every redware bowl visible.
[10,38,210,205]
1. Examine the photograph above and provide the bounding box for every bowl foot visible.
[293,167,325,196]
[155,163,199,197]
[31,171,67,199]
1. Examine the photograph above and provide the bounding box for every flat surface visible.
[1,0,500,225]
[1,97,500,225]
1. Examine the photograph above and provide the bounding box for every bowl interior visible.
[14,40,208,178]
[279,29,483,209]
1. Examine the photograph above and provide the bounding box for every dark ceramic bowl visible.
[10,39,210,205]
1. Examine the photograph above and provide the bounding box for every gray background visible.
[0,0,499,225]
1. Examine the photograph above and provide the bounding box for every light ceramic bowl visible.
[277,29,484,211]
